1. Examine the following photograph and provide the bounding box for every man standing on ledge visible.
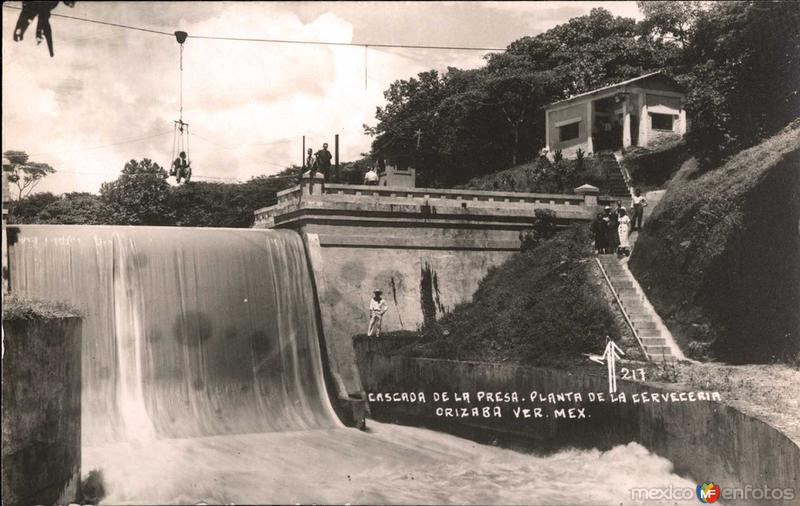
[367,289,389,337]
[315,142,332,180]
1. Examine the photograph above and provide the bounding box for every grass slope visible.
[390,226,636,366]
[629,120,800,362]
[459,156,606,194]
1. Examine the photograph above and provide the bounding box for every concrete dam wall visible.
[8,225,342,446]
[255,179,611,395]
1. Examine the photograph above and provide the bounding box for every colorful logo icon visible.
[696,482,721,503]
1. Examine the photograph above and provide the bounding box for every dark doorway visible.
[592,97,623,151]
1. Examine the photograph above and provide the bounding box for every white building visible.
[544,72,688,158]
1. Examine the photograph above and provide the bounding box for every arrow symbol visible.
[587,337,625,394]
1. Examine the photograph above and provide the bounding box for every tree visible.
[100,158,174,225]
[3,150,55,200]
[37,192,108,224]
[369,8,669,187]
[7,191,59,223]
[638,1,703,48]
[680,1,800,166]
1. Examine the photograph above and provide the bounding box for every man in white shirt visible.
[364,167,379,185]
[631,188,648,231]
[367,289,389,337]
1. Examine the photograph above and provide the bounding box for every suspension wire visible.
[179,42,184,123]
[364,45,368,90]
[1,4,505,51]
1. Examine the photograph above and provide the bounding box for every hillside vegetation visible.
[370,2,799,186]
[387,226,640,366]
[629,120,800,363]
[458,155,606,195]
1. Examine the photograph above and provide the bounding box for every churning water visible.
[9,225,694,505]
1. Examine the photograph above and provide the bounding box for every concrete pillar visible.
[301,171,325,196]
[639,91,649,148]
[544,109,550,152]
[622,99,632,149]
[586,100,594,155]
[574,183,600,207]
[2,159,10,294]
[679,109,688,135]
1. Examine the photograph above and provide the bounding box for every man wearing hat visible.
[367,289,389,337]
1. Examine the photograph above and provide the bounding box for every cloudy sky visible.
[2,1,643,195]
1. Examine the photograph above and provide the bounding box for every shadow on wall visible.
[420,262,445,329]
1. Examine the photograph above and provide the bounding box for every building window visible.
[651,113,674,131]
[559,121,580,142]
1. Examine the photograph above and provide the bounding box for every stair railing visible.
[595,257,650,361]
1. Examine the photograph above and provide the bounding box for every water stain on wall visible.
[420,262,445,328]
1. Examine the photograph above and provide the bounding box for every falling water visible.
[9,225,340,444]
[8,225,694,504]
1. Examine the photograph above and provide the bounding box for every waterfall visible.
[8,225,341,445]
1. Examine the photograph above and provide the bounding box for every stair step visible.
[611,281,634,289]
[645,345,673,355]
[641,337,666,346]
[634,321,658,330]
[638,329,663,338]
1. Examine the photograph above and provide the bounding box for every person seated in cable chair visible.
[171,151,192,183]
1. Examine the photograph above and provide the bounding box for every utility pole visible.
[415,129,423,149]
[334,134,340,179]
[302,135,306,170]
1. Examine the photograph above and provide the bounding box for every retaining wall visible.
[2,317,82,506]
[354,337,800,504]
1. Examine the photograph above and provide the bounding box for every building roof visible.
[545,72,684,109]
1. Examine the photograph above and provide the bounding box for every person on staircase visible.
[617,208,631,257]
[631,188,648,231]
[607,206,620,254]
[591,212,608,254]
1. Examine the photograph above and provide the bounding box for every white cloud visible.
[2,1,643,195]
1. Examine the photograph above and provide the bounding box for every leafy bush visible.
[460,155,604,195]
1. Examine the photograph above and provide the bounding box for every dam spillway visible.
[8,225,341,444]
[6,224,696,504]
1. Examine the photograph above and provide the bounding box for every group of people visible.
[591,189,648,257]
[305,143,333,179]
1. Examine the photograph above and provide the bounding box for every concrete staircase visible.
[596,254,683,362]
[598,152,630,200]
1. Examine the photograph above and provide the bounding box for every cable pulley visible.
[169,30,192,183]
